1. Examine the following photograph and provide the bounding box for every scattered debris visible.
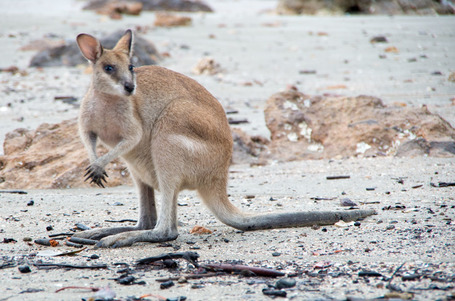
[34,238,59,247]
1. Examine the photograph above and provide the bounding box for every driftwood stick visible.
[55,286,100,293]
[203,263,285,277]
[137,252,200,266]
[34,263,107,269]
[155,272,225,282]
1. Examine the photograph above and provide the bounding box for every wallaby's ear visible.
[76,34,103,63]
[113,29,133,58]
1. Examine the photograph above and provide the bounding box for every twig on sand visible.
[34,263,108,269]
[203,263,285,277]
[137,252,200,267]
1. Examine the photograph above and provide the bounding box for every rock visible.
[192,57,222,75]
[261,90,455,161]
[30,30,160,67]
[154,13,192,27]
[83,0,212,12]
[275,278,296,289]
[94,1,143,19]
[0,119,263,189]
[231,128,268,164]
[0,119,131,189]
[276,0,454,15]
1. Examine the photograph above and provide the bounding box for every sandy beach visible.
[0,0,454,300]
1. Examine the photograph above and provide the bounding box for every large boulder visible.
[0,119,131,189]
[276,0,454,15]
[29,31,160,67]
[261,89,455,161]
[83,0,212,12]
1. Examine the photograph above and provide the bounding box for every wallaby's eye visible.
[129,65,134,72]
[104,65,114,73]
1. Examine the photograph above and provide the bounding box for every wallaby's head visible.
[77,30,135,96]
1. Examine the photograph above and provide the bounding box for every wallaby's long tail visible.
[199,187,376,231]
[222,209,377,231]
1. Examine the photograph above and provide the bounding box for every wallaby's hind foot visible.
[95,229,179,248]
[72,226,138,241]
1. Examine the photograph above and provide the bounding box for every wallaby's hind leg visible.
[95,183,180,248]
[72,175,157,240]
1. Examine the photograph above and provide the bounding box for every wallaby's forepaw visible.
[84,164,108,188]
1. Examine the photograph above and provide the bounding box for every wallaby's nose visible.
[124,82,135,94]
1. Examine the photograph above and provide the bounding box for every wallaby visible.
[74,30,376,248]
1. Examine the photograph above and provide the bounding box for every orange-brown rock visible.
[0,119,131,189]
[154,13,192,27]
[262,90,455,161]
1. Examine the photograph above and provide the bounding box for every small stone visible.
[46,225,53,231]
[23,237,32,242]
[18,265,31,273]
[321,228,328,232]
[160,280,175,289]
[354,222,361,227]
[275,278,296,289]
[90,254,100,259]
[118,275,135,285]
[370,36,388,43]
[272,252,281,257]
[26,200,34,206]
[340,198,357,207]
[263,288,287,297]
[386,225,395,230]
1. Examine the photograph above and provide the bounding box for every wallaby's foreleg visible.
[95,185,179,248]
[81,129,142,187]
[72,177,157,241]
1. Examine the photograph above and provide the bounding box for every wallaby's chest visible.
[82,96,130,147]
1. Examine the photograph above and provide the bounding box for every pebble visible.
[263,288,287,297]
[90,254,100,260]
[354,222,361,227]
[340,198,357,207]
[46,225,53,231]
[272,252,281,257]
[160,280,175,289]
[275,278,296,289]
[118,275,135,285]
[18,265,31,273]
[26,200,34,206]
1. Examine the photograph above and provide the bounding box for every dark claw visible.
[84,165,108,188]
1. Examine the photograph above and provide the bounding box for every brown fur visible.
[74,30,375,248]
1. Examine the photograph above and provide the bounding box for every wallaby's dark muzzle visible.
[124,82,135,94]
